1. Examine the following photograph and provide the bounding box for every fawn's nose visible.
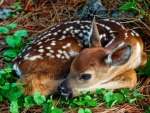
[58,82,72,99]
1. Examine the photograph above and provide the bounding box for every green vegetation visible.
[11,2,22,11]
[137,60,150,77]
[0,23,28,61]
[119,0,150,19]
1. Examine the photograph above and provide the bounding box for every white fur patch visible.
[29,55,42,60]
[13,63,22,77]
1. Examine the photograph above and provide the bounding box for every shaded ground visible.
[0,0,150,113]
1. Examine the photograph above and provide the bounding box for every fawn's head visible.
[58,18,132,99]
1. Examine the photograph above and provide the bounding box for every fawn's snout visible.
[58,81,72,99]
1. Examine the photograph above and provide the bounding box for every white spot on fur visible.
[74,30,79,33]
[103,19,110,21]
[24,54,30,60]
[38,49,44,53]
[59,35,66,40]
[50,50,54,53]
[63,31,67,34]
[27,47,32,50]
[58,50,63,54]
[105,26,111,30]
[46,53,51,56]
[70,26,73,29]
[46,47,51,49]
[69,51,79,57]
[125,32,128,38]
[105,38,115,47]
[66,28,70,31]
[131,32,134,36]
[51,42,56,46]
[118,42,124,47]
[83,30,88,33]
[79,33,83,37]
[37,42,42,45]
[29,55,42,60]
[61,56,65,59]
[39,46,43,48]
[56,54,61,58]
[64,52,70,60]
[54,32,58,35]
[50,55,55,58]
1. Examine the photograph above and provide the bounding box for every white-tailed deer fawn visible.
[13,18,147,97]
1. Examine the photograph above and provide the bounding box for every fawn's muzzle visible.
[58,81,72,99]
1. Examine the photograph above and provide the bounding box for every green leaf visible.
[85,108,92,113]
[137,60,150,77]
[8,87,23,101]
[86,100,98,107]
[4,57,12,61]
[119,88,131,95]
[24,96,35,107]
[129,98,136,103]
[51,108,63,113]
[145,106,150,113]
[0,95,3,102]
[73,100,86,106]
[142,5,147,11]
[78,108,85,113]
[3,49,18,58]
[11,83,23,87]
[103,91,124,108]
[42,103,50,113]
[12,2,22,10]
[6,23,17,29]
[0,27,9,34]
[10,100,19,113]
[96,88,106,95]
[119,2,136,10]
[6,35,22,48]
[133,92,144,99]
[13,30,28,37]
[33,92,46,104]
[0,83,11,90]
[5,67,13,73]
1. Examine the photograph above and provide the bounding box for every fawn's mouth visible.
[60,92,72,100]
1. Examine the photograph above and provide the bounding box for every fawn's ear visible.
[105,44,132,66]
[89,17,104,47]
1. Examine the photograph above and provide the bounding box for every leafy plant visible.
[12,2,22,11]
[78,108,92,113]
[145,106,150,113]
[1,23,28,61]
[42,96,63,113]
[10,100,20,113]
[119,0,150,19]
[0,27,9,34]
[137,60,150,77]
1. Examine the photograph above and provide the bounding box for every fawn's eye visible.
[80,74,91,80]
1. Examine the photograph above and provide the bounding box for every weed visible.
[11,2,22,11]
[137,60,150,77]
[119,0,150,19]
[0,23,28,61]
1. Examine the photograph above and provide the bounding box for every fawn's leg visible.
[98,69,137,89]
[17,73,65,96]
